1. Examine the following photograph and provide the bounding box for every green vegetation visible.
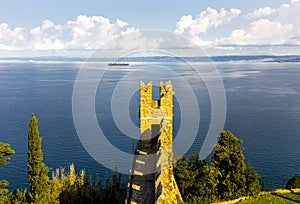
[173,153,218,203]
[1,115,299,203]
[0,142,15,166]
[0,141,15,203]
[212,130,262,200]
[50,165,126,204]
[0,113,126,204]
[286,175,300,190]
[27,113,50,203]
[240,192,300,203]
[174,130,262,203]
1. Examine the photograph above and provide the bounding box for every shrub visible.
[286,175,300,190]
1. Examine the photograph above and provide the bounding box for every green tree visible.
[211,130,261,200]
[173,155,196,198]
[27,113,50,203]
[0,141,15,202]
[244,164,262,196]
[58,164,92,204]
[174,153,217,203]
[174,131,262,202]
[0,142,15,165]
[286,175,300,190]
[101,168,126,204]
[8,189,29,204]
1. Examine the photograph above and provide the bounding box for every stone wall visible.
[126,81,183,204]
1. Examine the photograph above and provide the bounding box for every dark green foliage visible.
[0,113,130,203]
[8,189,29,204]
[0,142,15,165]
[27,113,50,203]
[51,165,127,204]
[83,170,126,204]
[101,169,127,204]
[211,130,247,200]
[173,155,196,197]
[0,141,15,202]
[244,164,262,196]
[286,175,300,189]
[174,130,262,202]
[2,113,265,203]
[0,180,9,203]
[174,153,217,203]
[58,173,91,204]
[211,130,262,200]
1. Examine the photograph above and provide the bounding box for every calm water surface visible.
[0,61,299,190]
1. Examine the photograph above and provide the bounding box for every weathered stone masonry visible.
[126,81,183,204]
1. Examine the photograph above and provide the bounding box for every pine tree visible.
[174,130,262,202]
[244,164,262,196]
[0,141,15,202]
[0,142,15,165]
[27,113,50,203]
[211,130,246,200]
[174,153,217,203]
[286,175,300,190]
[8,189,29,204]
[211,130,261,200]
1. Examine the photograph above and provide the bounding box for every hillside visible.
[215,189,300,204]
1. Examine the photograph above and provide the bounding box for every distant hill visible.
[1,55,300,63]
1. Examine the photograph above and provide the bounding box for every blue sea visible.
[0,60,300,190]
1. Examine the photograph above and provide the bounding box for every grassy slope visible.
[239,192,300,204]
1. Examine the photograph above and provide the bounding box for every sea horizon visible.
[0,60,299,191]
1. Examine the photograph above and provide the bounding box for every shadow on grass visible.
[274,193,300,203]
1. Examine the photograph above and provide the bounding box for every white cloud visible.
[291,0,299,4]
[288,29,300,45]
[174,7,241,35]
[65,15,137,49]
[245,7,276,19]
[296,29,300,37]
[278,0,300,27]
[116,19,128,28]
[41,19,55,29]
[280,3,290,9]
[28,19,66,50]
[1,3,300,55]
[0,23,26,45]
[176,2,300,49]
[0,15,137,50]
[121,27,138,35]
[102,30,164,50]
[218,19,294,45]
[174,15,194,35]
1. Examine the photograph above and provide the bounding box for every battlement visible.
[126,81,183,204]
[140,81,174,117]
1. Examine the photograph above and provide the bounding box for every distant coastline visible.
[1,55,300,63]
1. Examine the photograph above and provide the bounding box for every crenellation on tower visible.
[159,80,174,119]
[126,80,183,204]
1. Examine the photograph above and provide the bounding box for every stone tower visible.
[126,81,183,204]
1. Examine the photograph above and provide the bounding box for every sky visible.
[0,0,300,56]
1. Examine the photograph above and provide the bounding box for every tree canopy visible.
[174,130,262,203]
[286,175,300,190]
[0,142,15,166]
[0,140,15,202]
[27,113,50,203]
[0,116,267,203]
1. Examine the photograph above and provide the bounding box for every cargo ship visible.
[108,62,129,66]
